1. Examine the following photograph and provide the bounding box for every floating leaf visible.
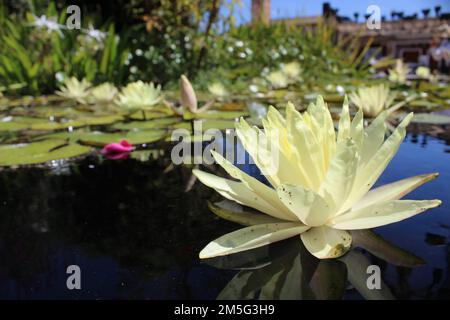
[40,130,167,146]
[0,139,91,166]
[112,117,179,130]
[411,113,450,124]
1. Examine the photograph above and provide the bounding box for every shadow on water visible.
[0,127,449,299]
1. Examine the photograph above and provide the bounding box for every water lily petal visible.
[329,199,442,230]
[211,151,298,221]
[307,96,336,170]
[286,112,324,190]
[236,118,281,188]
[277,184,333,226]
[208,201,286,226]
[337,96,350,143]
[359,111,388,166]
[300,226,352,259]
[193,169,291,221]
[350,108,364,150]
[353,173,439,211]
[319,138,358,212]
[199,223,310,259]
[343,113,413,211]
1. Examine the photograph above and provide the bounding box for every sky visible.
[230,0,450,23]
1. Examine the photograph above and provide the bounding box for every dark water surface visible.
[0,130,449,299]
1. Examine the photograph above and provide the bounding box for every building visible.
[251,0,450,71]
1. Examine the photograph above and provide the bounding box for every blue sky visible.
[230,0,450,23]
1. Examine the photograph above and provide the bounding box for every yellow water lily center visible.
[193,96,441,260]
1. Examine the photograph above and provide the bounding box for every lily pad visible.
[112,117,179,130]
[411,113,450,124]
[0,139,91,166]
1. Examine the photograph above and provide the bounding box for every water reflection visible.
[205,229,424,300]
[0,128,448,299]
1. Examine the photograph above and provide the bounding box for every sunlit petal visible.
[301,226,352,259]
[199,223,310,259]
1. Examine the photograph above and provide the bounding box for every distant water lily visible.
[208,82,228,98]
[115,81,162,110]
[349,84,397,118]
[87,83,118,104]
[101,140,134,160]
[281,61,302,80]
[194,96,441,259]
[415,66,431,79]
[388,59,409,84]
[56,77,92,104]
[266,71,289,89]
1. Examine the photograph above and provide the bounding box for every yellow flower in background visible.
[349,84,396,118]
[56,77,91,104]
[208,82,228,98]
[416,66,431,79]
[281,61,302,80]
[194,96,441,260]
[87,82,118,104]
[388,59,410,84]
[266,70,289,89]
[115,81,162,110]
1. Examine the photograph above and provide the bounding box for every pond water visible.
[0,127,449,300]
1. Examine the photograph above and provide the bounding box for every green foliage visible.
[0,2,131,95]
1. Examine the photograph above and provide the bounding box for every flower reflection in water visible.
[204,200,424,300]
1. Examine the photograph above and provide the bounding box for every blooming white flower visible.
[388,59,410,84]
[193,96,441,260]
[31,15,63,36]
[55,77,91,104]
[84,25,106,42]
[349,84,397,118]
[115,81,162,110]
[280,61,302,80]
[87,83,118,104]
[266,71,289,89]
[208,82,228,98]
[415,66,430,79]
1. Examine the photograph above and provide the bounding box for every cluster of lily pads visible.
[0,57,450,167]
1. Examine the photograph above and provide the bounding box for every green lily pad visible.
[112,117,179,130]
[41,130,167,146]
[183,110,247,120]
[0,139,91,166]
[411,113,450,124]
[0,114,123,132]
[0,120,28,131]
[129,108,175,120]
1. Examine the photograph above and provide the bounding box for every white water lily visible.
[281,61,302,80]
[415,66,430,79]
[266,71,289,89]
[56,77,92,104]
[349,84,397,118]
[193,96,441,260]
[87,83,118,104]
[388,59,409,84]
[208,82,228,98]
[115,81,162,110]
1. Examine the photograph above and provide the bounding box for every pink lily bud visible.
[101,140,135,160]
[179,75,198,112]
